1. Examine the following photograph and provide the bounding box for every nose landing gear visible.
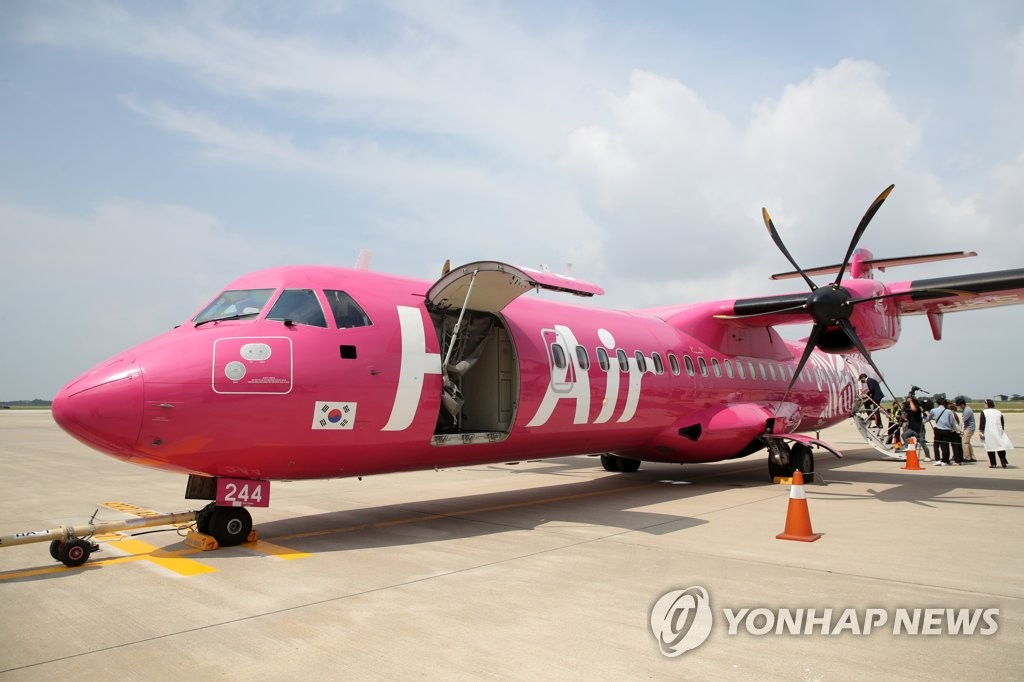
[195,503,254,547]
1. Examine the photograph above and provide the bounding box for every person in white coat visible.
[979,399,1014,468]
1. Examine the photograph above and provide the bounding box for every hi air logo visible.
[650,586,1000,658]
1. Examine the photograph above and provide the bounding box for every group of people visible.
[858,374,1014,469]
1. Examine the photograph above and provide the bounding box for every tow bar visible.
[0,510,198,567]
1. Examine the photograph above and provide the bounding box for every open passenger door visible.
[425,262,603,445]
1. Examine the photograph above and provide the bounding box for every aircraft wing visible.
[714,267,1024,329]
[886,267,1024,315]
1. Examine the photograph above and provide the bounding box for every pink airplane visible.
[51,186,1024,550]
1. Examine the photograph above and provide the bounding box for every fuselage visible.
[52,265,867,480]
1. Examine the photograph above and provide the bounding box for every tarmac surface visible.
[1,409,1022,680]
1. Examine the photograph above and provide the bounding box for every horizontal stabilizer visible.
[771,250,977,280]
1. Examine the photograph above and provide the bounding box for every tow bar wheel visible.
[50,538,93,567]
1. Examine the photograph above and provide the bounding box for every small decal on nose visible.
[212,336,293,394]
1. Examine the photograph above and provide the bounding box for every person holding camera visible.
[901,396,931,460]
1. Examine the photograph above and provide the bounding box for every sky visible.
[2,0,1023,402]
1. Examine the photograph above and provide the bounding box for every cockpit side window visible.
[193,288,275,324]
[324,290,372,328]
[267,289,327,328]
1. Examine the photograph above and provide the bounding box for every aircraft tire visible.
[208,506,253,547]
[59,538,92,567]
[616,456,641,473]
[49,540,64,562]
[600,454,620,472]
[792,444,814,479]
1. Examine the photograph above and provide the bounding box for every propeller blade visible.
[777,323,823,411]
[837,319,898,401]
[833,184,895,285]
[762,207,817,291]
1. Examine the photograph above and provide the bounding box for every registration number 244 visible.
[216,477,271,508]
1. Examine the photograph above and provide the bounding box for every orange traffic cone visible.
[776,470,822,542]
[901,436,923,471]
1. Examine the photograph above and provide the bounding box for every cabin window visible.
[576,346,591,370]
[634,351,647,373]
[652,352,664,375]
[698,357,708,377]
[769,364,777,381]
[267,289,327,328]
[711,358,722,378]
[325,290,371,328]
[758,363,767,380]
[616,349,629,372]
[724,359,734,378]
[748,361,756,378]
[668,353,680,375]
[597,347,610,372]
[193,288,275,324]
[736,360,745,379]
[684,355,695,376]
[551,343,567,370]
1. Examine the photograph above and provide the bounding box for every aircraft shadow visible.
[238,456,784,556]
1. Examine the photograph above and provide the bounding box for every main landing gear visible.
[767,440,815,481]
[600,454,642,473]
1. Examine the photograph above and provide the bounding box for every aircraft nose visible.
[52,357,144,456]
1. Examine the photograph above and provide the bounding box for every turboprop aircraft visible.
[51,185,1024,550]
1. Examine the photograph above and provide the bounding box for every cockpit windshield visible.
[193,288,275,325]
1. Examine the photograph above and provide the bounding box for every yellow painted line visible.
[0,554,145,580]
[248,540,313,560]
[104,536,216,576]
[2,483,652,580]
[99,500,306,558]
[99,501,166,518]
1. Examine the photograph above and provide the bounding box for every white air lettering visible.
[527,326,592,426]
[526,326,648,428]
